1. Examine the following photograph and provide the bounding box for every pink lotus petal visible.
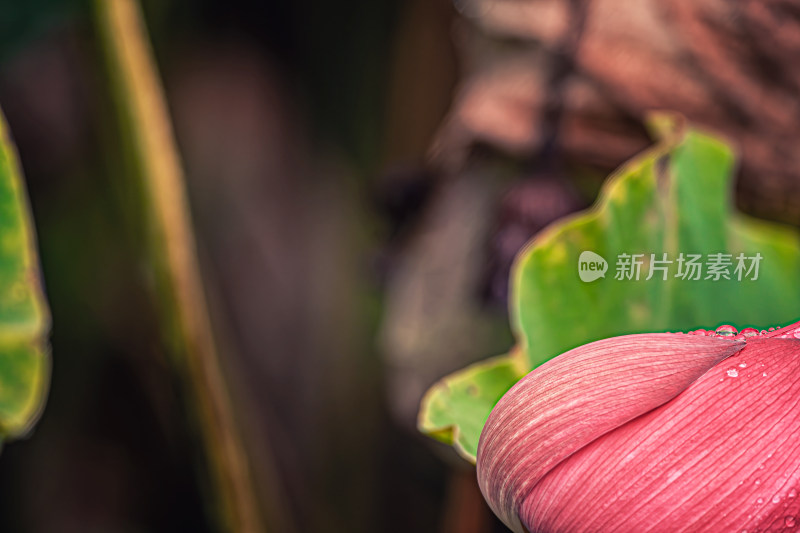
[519,337,800,532]
[477,333,745,532]
[768,322,800,340]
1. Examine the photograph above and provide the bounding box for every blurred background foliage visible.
[1,0,800,532]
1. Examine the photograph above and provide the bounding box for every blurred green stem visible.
[92,0,268,531]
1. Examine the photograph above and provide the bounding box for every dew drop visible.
[740,327,759,337]
[757,497,764,503]
[717,325,738,337]
[763,372,768,377]
[727,368,739,378]
[790,489,797,498]
[786,516,796,527]
[769,327,776,331]
[756,479,762,486]
[794,331,800,339]
[774,495,782,504]
[739,362,747,368]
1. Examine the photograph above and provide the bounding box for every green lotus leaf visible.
[420,113,800,462]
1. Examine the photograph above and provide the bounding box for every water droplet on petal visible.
[789,489,797,498]
[727,368,739,378]
[717,325,738,337]
[756,479,762,486]
[739,362,747,368]
[757,497,764,503]
[763,372,768,377]
[786,516,796,527]
[774,495,782,504]
[740,327,759,337]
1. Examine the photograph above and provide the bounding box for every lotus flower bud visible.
[477,325,800,532]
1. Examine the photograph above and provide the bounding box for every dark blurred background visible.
[0,0,799,531]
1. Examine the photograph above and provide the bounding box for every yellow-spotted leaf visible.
[0,110,50,440]
[418,352,526,463]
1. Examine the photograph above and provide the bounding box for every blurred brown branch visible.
[434,0,800,223]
